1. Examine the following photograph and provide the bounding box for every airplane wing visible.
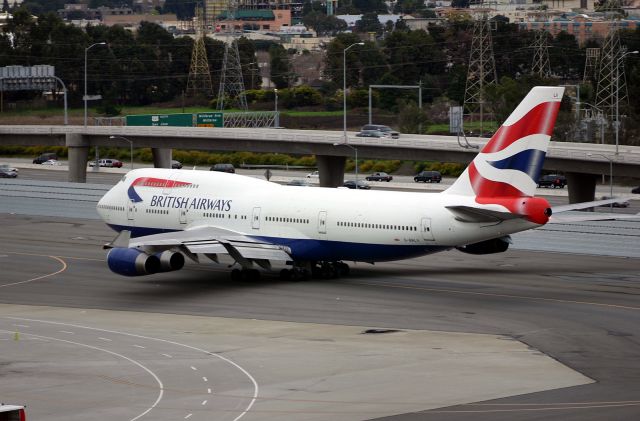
[105,225,292,262]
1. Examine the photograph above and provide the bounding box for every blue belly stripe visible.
[107,224,449,262]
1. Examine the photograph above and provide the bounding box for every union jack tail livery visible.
[446,86,564,199]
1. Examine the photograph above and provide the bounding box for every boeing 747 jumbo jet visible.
[96,86,615,280]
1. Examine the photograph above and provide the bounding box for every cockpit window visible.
[121,175,127,183]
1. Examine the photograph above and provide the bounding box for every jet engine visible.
[107,248,185,276]
[155,250,185,272]
[456,236,511,255]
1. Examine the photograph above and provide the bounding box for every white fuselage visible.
[97,168,538,262]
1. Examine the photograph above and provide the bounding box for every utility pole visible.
[186,5,214,97]
[531,30,551,77]
[216,0,248,110]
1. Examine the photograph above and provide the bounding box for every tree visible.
[269,44,292,89]
[397,100,430,134]
[323,33,364,89]
[2,0,9,12]
[355,13,383,35]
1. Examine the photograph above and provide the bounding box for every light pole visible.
[588,153,613,210]
[615,50,638,156]
[274,88,279,128]
[110,135,134,170]
[84,42,106,127]
[343,42,364,142]
[333,142,358,184]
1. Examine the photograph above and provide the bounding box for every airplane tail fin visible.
[445,86,564,199]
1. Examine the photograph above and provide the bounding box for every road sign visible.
[126,113,194,127]
[449,106,463,134]
[196,112,223,127]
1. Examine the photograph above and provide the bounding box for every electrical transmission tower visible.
[216,0,248,110]
[595,0,627,122]
[464,11,497,134]
[583,48,600,83]
[531,30,551,77]
[186,6,214,97]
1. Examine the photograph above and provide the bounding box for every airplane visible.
[96,86,624,281]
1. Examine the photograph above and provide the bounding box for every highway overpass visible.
[1,125,639,202]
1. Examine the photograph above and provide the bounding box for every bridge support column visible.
[66,133,89,183]
[152,148,172,168]
[316,155,346,187]
[566,172,597,204]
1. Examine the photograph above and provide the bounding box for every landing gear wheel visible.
[280,268,291,281]
[245,269,261,281]
[231,268,242,281]
[337,262,350,277]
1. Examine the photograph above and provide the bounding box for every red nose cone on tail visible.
[479,196,552,225]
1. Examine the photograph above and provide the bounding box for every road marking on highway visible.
[161,353,172,358]
[0,255,66,288]
[59,330,74,334]
[191,366,197,371]
[184,414,192,419]
[0,327,164,421]
[98,337,112,342]
[207,388,212,394]
[202,400,208,405]
[6,317,259,421]
[12,324,29,328]
[430,401,640,413]
[202,376,208,382]
[133,344,145,349]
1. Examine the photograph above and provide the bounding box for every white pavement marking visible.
[0,328,164,421]
[208,388,212,394]
[184,414,192,419]
[59,330,74,334]
[0,255,67,288]
[191,366,197,371]
[6,316,259,421]
[161,353,173,358]
[98,337,112,342]
[12,324,29,328]
[202,400,208,405]
[133,344,145,349]
[202,376,208,382]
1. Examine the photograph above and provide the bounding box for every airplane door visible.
[127,201,135,222]
[252,207,261,230]
[421,217,434,240]
[318,211,327,234]
[179,209,187,224]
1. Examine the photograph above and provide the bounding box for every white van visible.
[0,404,26,420]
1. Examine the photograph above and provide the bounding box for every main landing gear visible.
[231,268,261,281]
[278,261,350,281]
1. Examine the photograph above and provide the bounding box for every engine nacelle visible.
[107,248,161,276]
[456,236,511,255]
[155,250,185,272]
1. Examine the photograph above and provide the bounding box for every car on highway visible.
[537,174,567,188]
[33,152,58,164]
[414,170,442,183]
[306,170,319,178]
[356,129,385,138]
[600,196,630,208]
[41,159,62,166]
[0,167,17,178]
[632,186,640,194]
[171,160,183,169]
[343,180,371,190]
[0,404,26,420]
[210,163,235,173]
[361,124,400,139]
[0,164,18,173]
[287,179,312,186]
[365,172,393,182]
[89,158,123,168]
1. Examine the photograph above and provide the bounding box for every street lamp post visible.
[110,135,134,170]
[588,153,613,210]
[274,88,279,128]
[333,142,358,184]
[84,42,106,127]
[615,50,638,156]
[343,42,364,143]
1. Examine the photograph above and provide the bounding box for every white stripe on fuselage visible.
[97,168,539,258]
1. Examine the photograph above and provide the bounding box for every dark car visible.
[599,196,630,208]
[210,163,235,173]
[33,152,58,164]
[632,186,640,194]
[171,160,183,169]
[366,172,393,182]
[286,179,312,186]
[356,129,385,138]
[537,174,567,188]
[0,168,17,178]
[361,124,400,139]
[343,180,371,190]
[414,171,442,183]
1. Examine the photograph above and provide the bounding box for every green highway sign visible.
[126,113,194,127]
[196,112,223,127]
